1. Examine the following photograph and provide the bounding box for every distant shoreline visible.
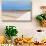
[2,10,31,12]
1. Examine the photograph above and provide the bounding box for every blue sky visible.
[3,0,31,2]
[2,0,32,11]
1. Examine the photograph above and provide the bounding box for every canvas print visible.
[2,0,32,22]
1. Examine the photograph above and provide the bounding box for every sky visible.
[2,0,32,11]
[3,0,31,2]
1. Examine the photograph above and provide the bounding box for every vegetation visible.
[5,26,18,39]
[36,14,46,21]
